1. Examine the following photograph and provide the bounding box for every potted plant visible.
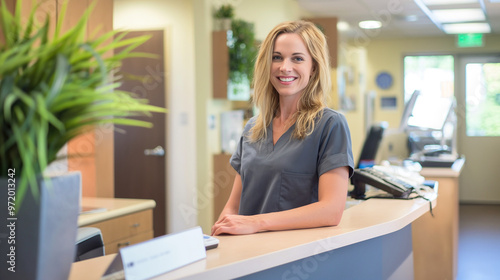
[0,1,165,279]
[227,18,257,100]
[213,4,234,30]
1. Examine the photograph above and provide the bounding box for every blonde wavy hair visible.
[249,20,332,142]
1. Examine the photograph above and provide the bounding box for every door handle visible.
[144,145,165,156]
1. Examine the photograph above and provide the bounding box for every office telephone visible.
[350,165,424,199]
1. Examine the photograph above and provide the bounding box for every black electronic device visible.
[356,122,388,169]
[75,227,104,262]
[350,168,414,199]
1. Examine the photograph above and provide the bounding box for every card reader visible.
[203,234,219,250]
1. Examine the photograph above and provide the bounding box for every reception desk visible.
[71,192,436,280]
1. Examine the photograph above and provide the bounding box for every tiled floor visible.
[457,204,500,280]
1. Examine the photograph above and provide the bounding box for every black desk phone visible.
[350,167,416,199]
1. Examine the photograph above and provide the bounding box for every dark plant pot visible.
[0,172,81,280]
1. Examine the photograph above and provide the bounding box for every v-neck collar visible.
[268,123,295,151]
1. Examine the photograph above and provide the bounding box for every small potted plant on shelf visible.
[227,18,257,100]
[213,3,234,30]
[0,1,165,279]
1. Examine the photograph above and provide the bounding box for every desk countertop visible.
[419,157,465,178]
[78,197,156,227]
[70,192,436,280]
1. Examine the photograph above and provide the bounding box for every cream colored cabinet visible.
[78,197,156,255]
[85,209,153,255]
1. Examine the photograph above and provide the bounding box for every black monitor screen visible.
[357,122,387,169]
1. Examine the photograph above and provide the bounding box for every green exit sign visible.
[457,33,484,48]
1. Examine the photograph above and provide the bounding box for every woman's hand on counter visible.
[211,214,264,236]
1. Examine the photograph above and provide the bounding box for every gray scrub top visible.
[230,108,354,215]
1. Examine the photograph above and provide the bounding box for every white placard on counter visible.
[102,226,206,280]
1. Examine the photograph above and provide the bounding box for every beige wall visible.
[234,0,309,41]
[337,44,368,164]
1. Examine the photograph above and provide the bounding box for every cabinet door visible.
[86,210,154,254]
[106,231,154,254]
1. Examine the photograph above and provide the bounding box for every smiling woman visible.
[211,21,354,236]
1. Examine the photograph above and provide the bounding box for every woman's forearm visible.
[255,198,345,232]
[254,167,350,231]
[212,195,346,236]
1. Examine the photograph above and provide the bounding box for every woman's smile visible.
[277,76,297,83]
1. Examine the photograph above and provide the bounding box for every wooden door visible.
[114,30,167,236]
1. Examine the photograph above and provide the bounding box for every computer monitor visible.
[350,122,388,199]
[399,89,458,164]
[399,90,420,132]
[409,97,453,131]
[400,90,454,132]
[356,122,388,169]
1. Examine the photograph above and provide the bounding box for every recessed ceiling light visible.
[405,15,419,22]
[442,22,491,34]
[359,20,382,29]
[337,21,350,31]
[432,9,485,23]
[422,0,478,5]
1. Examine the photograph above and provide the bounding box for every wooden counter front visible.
[413,159,464,280]
[79,197,156,254]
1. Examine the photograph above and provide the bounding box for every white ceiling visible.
[295,0,500,38]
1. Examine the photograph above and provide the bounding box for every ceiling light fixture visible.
[422,0,478,5]
[337,21,350,31]
[405,15,419,22]
[431,8,485,23]
[358,20,382,29]
[414,0,445,32]
[442,22,491,34]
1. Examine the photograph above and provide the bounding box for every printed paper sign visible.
[111,226,206,280]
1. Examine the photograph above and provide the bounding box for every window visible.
[403,55,454,102]
[465,62,500,136]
